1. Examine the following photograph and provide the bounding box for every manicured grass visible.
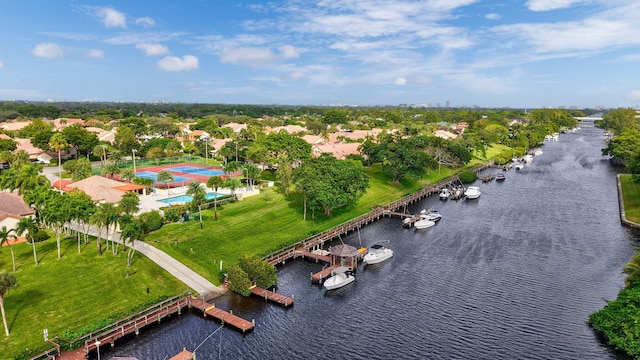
[0,238,188,358]
[621,174,640,223]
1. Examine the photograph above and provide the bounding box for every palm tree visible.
[623,252,640,286]
[0,227,16,272]
[48,132,68,186]
[15,217,39,266]
[186,181,207,228]
[15,164,50,195]
[101,161,120,179]
[121,222,143,267]
[206,176,224,221]
[0,272,18,336]
[224,177,242,201]
[156,170,174,200]
[242,163,260,190]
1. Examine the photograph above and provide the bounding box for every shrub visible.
[163,206,184,223]
[32,229,51,243]
[459,171,477,183]
[139,210,163,233]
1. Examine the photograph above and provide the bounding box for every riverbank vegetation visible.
[589,109,640,359]
[0,103,585,358]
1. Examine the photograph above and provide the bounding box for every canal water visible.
[99,126,638,360]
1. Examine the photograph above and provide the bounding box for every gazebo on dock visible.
[329,244,359,270]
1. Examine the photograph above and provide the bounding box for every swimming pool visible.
[159,192,223,204]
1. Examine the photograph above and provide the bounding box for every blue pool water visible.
[159,192,223,204]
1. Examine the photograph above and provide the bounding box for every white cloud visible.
[279,45,299,59]
[492,3,640,54]
[627,90,640,102]
[136,43,170,56]
[97,7,126,28]
[87,49,104,58]
[393,77,407,86]
[157,55,199,71]
[220,47,278,66]
[136,17,155,27]
[525,0,590,12]
[486,13,502,20]
[32,43,64,58]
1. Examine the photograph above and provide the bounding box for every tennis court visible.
[135,163,233,188]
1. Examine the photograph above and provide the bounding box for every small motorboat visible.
[439,188,450,201]
[515,163,524,170]
[324,266,355,290]
[363,244,394,264]
[533,149,543,156]
[420,209,442,222]
[523,154,533,163]
[495,173,505,181]
[465,186,481,199]
[414,217,436,230]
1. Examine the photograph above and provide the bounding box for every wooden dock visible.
[481,174,495,183]
[294,248,331,263]
[190,298,255,333]
[170,349,194,360]
[250,286,294,307]
[311,264,341,282]
[84,295,190,354]
[262,162,495,266]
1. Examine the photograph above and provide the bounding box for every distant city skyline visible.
[1,1,640,109]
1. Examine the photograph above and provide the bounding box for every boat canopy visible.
[333,266,350,274]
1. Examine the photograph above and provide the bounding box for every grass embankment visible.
[620,174,640,223]
[0,239,188,358]
[0,145,503,359]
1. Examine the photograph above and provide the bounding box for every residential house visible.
[62,175,146,203]
[0,192,36,232]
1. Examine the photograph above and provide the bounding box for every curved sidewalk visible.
[72,224,225,300]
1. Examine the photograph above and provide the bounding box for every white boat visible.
[515,163,524,170]
[439,188,450,200]
[533,149,543,156]
[363,244,394,264]
[523,154,533,163]
[544,134,553,141]
[419,209,442,222]
[324,266,355,290]
[552,133,559,141]
[414,217,436,229]
[465,186,481,199]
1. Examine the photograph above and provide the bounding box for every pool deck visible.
[136,186,260,215]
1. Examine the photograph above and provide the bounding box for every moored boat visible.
[363,244,394,264]
[324,266,355,290]
[495,173,505,181]
[465,186,481,199]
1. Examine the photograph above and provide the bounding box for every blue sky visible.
[1,0,640,108]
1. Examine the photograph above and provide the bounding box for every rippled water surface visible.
[100,127,638,360]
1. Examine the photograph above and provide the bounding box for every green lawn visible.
[0,238,188,359]
[621,174,640,223]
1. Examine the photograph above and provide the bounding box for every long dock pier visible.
[190,298,255,333]
[263,162,495,266]
[83,295,190,354]
[250,286,295,307]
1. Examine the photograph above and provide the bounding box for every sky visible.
[1,0,640,109]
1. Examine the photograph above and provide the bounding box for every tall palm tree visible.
[91,203,110,255]
[0,272,18,336]
[15,217,39,266]
[156,170,174,200]
[121,222,143,267]
[186,181,207,228]
[48,132,68,187]
[206,176,224,220]
[0,227,16,271]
